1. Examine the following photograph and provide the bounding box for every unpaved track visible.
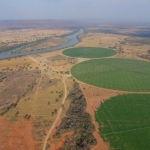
[28,55,39,63]
[43,76,67,150]
[29,55,68,150]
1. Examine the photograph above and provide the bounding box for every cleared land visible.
[95,94,150,150]
[71,58,150,92]
[62,47,117,58]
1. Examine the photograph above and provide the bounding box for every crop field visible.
[95,94,150,150]
[62,47,117,58]
[71,58,150,92]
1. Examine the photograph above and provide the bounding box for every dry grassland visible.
[0,49,77,150]
[77,31,150,61]
[0,57,37,71]
[0,29,71,47]
[19,37,68,53]
[77,33,127,48]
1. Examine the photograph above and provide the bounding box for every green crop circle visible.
[62,47,117,58]
[71,58,150,92]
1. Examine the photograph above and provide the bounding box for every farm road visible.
[28,55,68,150]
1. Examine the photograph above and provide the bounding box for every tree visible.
[15,111,19,116]
[54,109,57,113]
[51,111,54,116]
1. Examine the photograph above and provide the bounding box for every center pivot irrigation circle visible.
[62,47,117,58]
[71,58,150,92]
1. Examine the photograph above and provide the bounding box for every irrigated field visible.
[95,94,150,150]
[71,58,150,92]
[62,47,117,58]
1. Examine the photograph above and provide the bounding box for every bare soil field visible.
[0,116,35,150]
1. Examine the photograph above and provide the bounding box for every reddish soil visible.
[79,83,126,150]
[49,132,73,150]
[48,108,71,150]
[0,116,35,150]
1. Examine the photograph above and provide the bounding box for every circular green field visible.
[62,47,117,58]
[71,58,150,92]
[95,94,150,150]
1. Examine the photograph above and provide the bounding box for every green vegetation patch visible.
[95,94,150,150]
[62,47,117,58]
[71,58,150,92]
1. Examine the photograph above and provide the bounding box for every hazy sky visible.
[0,0,150,22]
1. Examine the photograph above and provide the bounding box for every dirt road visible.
[42,76,67,150]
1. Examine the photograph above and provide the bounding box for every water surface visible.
[0,28,84,59]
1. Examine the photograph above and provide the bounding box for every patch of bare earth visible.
[49,132,74,150]
[0,116,35,150]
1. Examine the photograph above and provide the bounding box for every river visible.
[0,28,84,60]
